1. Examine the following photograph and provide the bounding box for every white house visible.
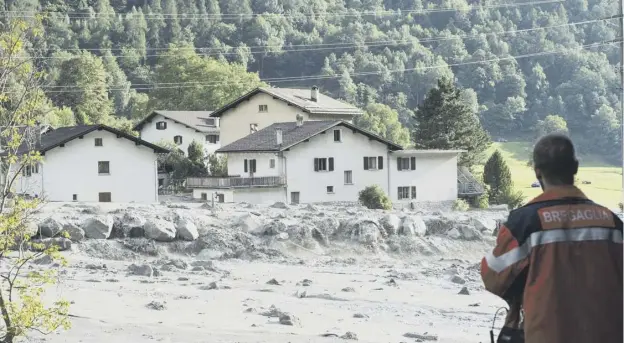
[133,110,220,156]
[186,118,467,205]
[210,86,363,147]
[6,124,169,203]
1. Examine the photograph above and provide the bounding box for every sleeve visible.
[480,223,529,301]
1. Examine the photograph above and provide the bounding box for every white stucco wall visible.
[192,188,234,203]
[217,93,352,146]
[138,114,220,156]
[234,188,286,204]
[14,130,160,203]
[388,153,459,202]
[284,125,390,204]
[226,152,282,177]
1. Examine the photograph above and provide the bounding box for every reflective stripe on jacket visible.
[481,186,623,343]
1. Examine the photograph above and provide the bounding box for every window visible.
[344,170,353,185]
[98,192,112,202]
[22,165,31,177]
[327,186,334,193]
[98,161,110,175]
[333,129,342,142]
[156,121,167,130]
[398,187,410,200]
[201,193,208,201]
[398,186,417,200]
[397,157,416,171]
[290,192,300,204]
[72,194,77,201]
[174,135,183,145]
[217,194,225,203]
[363,156,383,170]
[33,163,39,174]
[158,178,164,187]
[314,157,334,172]
[206,134,219,144]
[269,159,276,169]
[259,104,268,112]
[250,123,259,134]
[95,138,103,147]
[244,159,257,173]
[202,118,216,126]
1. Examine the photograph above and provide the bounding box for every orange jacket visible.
[481,186,623,343]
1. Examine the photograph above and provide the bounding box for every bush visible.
[358,185,392,210]
[619,202,623,212]
[475,194,489,209]
[501,189,525,210]
[452,199,470,211]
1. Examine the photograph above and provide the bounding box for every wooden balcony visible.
[186,176,286,189]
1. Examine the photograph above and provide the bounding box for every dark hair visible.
[533,134,578,185]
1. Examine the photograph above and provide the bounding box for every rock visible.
[266,278,281,285]
[399,216,427,236]
[200,281,218,290]
[192,266,205,272]
[277,232,289,240]
[33,255,53,265]
[379,214,400,236]
[190,260,215,270]
[278,312,300,326]
[196,249,224,260]
[270,202,289,209]
[447,228,462,239]
[489,204,509,211]
[315,217,340,237]
[164,259,188,270]
[386,278,398,287]
[263,220,287,236]
[38,217,63,237]
[177,277,189,281]
[144,218,176,242]
[304,204,318,212]
[128,264,154,277]
[81,216,113,239]
[353,313,369,318]
[295,289,307,298]
[344,219,382,244]
[111,212,146,238]
[297,279,312,287]
[341,287,355,292]
[175,216,199,241]
[340,332,358,340]
[451,275,466,284]
[235,213,264,235]
[62,223,85,241]
[30,238,71,251]
[146,301,166,311]
[449,224,482,241]
[472,217,496,233]
[403,332,438,341]
[260,305,283,317]
[458,287,470,295]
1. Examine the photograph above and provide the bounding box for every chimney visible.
[276,128,283,145]
[311,86,318,102]
[296,114,304,127]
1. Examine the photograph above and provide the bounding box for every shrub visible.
[475,194,489,209]
[501,189,525,210]
[452,199,470,211]
[358,185,392,210]
[619,202,623,212]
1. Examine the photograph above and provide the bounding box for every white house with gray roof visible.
[210,86,363,147]
[134,110,220,156]
[186,117,468,205]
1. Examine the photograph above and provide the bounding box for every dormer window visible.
[202,118,216,126]
[259,105,268,112]
[156,121,167,130]
[174,135,183,145]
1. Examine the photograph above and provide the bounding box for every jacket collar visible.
[527,185,587,204]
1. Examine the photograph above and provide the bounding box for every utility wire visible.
[27,17,615,54]
[0,0,563,20]
[29,40,618,93]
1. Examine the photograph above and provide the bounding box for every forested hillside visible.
[3,0,622,164]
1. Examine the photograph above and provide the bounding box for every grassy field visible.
[476,142,623,210]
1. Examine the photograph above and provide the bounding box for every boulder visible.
[128,263,154,277]
[112,212,146,238]
[399,216,427,236]
[379,214,400,236]
[144,219,177,242]
[304,204,318,212]
[471,217,496,233]
[270,202,289,209]
[315,217,340,237]
[235,213,264,235]
[38,217,64,238]
[447,224,482,241]
[175,216,199,241]
[346,219,382,244]
[262,220,287,236]
[63,222,85,241]
[81,216,113,239]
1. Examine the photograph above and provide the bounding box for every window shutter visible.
[397,158,402,171]
[411,186,417,199]
[378,156,383,170]
[251,160,256,173]
[244,159,248,172]
[363,157,369,170]
[328,157,334,171]
[397,187,402,200]
[314,158,319,171]
[410,157,416,170]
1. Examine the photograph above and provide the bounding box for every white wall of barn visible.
[139,114,220,156]
[284,125,390,204]
[14,130,160,203]
[388,154,459,202]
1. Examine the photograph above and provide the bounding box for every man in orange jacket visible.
[481,134,623,343]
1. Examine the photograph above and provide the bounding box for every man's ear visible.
[534,167,541,179]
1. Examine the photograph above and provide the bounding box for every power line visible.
[1,0,563,20]
[30,40,618,93]
[30,17,614,54]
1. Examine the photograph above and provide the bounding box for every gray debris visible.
[458,287,470,295]
[451,275,466,284]
[146,301,166,311]
[30,238,72,251]
[81,216,114,239]
[175,215,199,241]
[340,332,358,340]
[353,313,369,318]
[38,217,64,237]
[278,312,300,326]
[266,278,281,285]
[403,332,438,341]
[144,218,177,242]
[199,281,218,290]
[341,287,355,292]
[400,216,427,236]
[32,255,54,265]
[270,202,289,209]
[128,264,154,277]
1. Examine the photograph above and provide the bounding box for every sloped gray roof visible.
[217,120,402,153]
[133,110,218,133]
[210,87,363,118]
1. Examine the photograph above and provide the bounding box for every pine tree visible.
[412,78,491,167]
[483,150,513,205]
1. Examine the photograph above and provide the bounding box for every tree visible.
[412,78,491,167]
[0,18,71,342]
[535,114,569,138]
[207,153,228,177]
[483,150,513,205]
[187,140,204,164]
[353,103,411,148]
